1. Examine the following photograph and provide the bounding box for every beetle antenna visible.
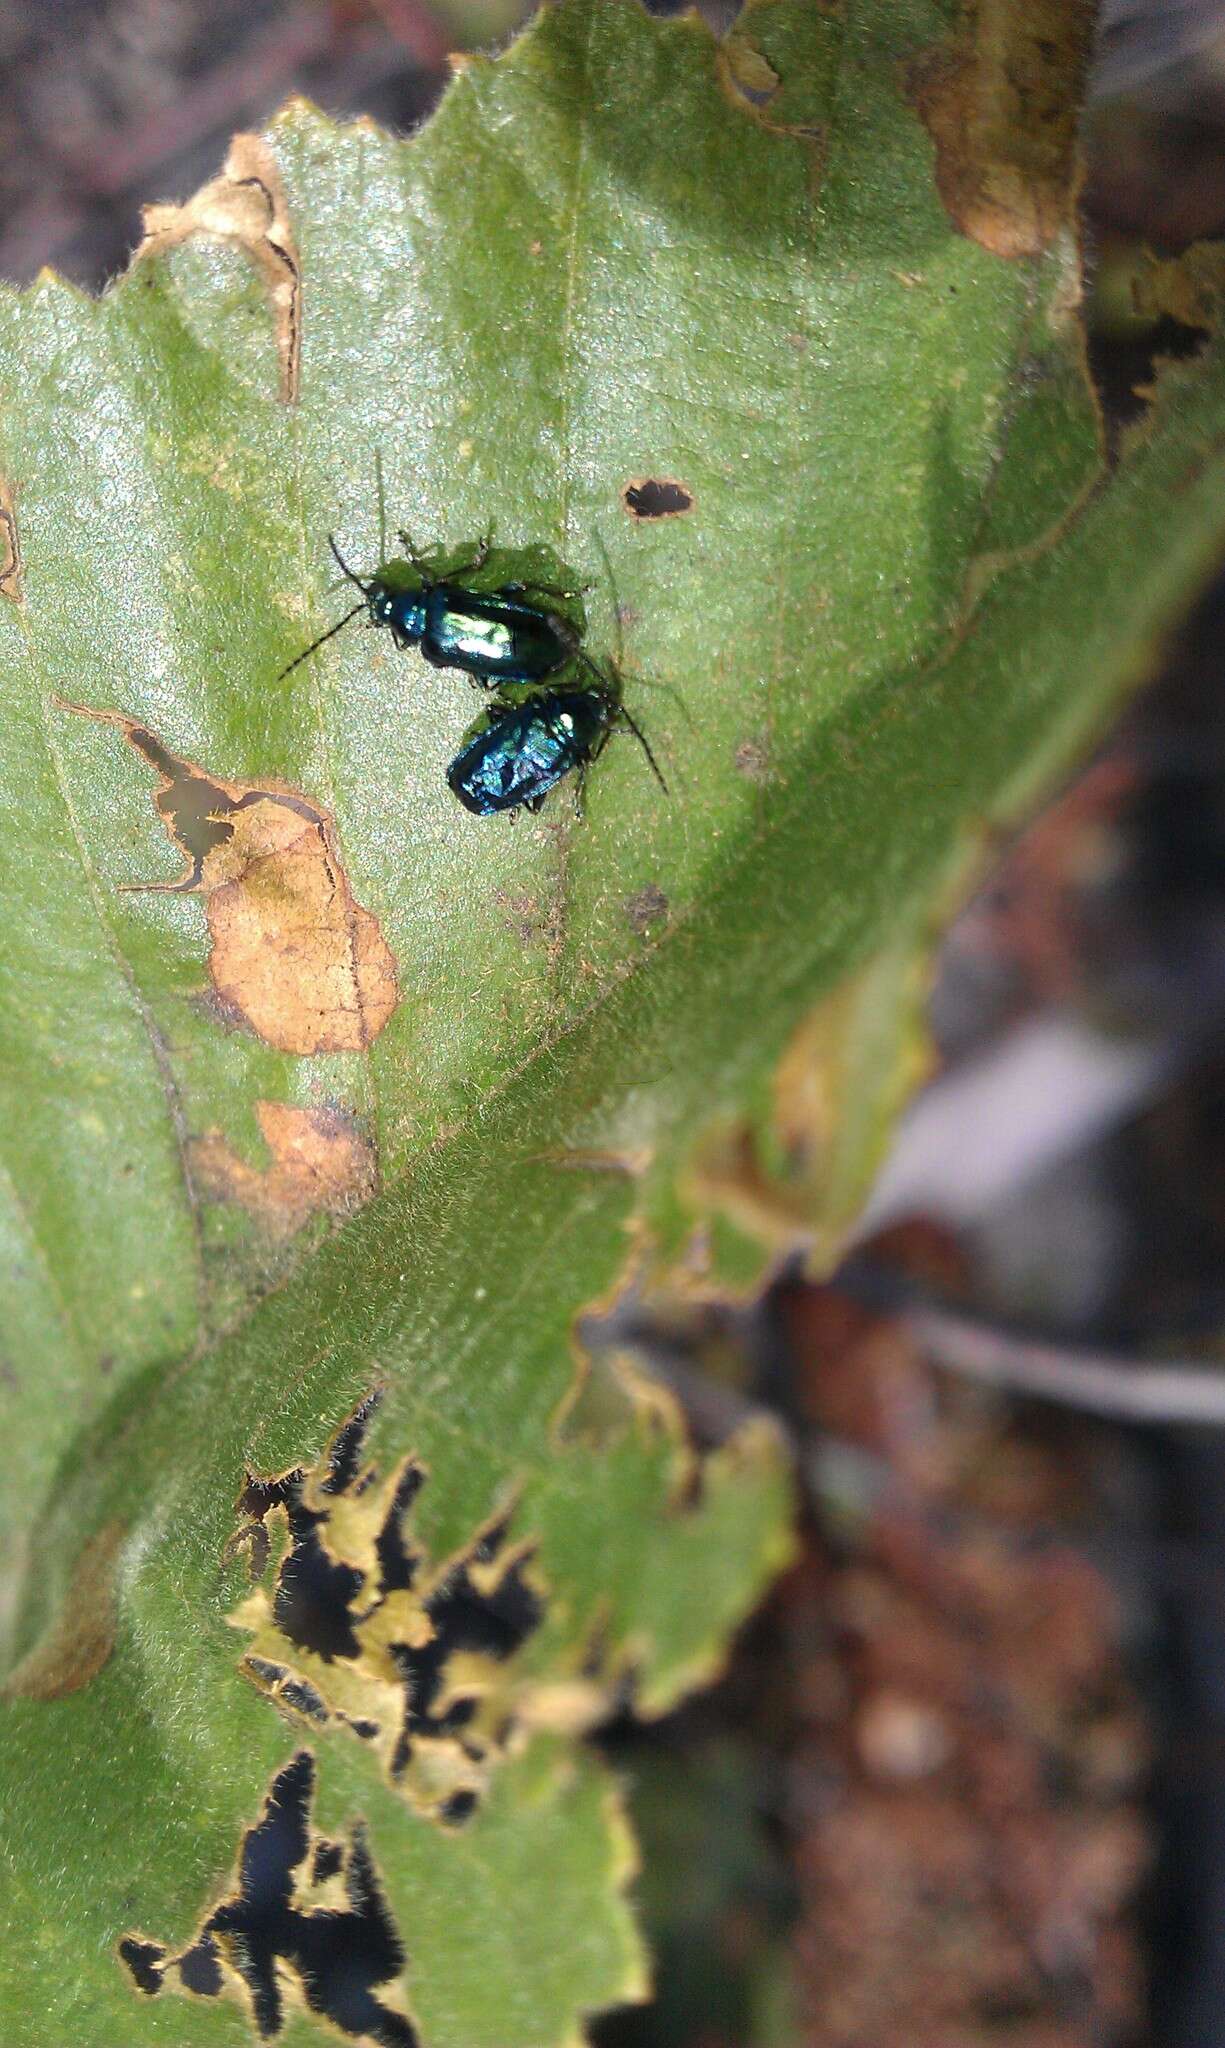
[575,645,615,694]
[374,451,388,565]
[593,527,624,672]
[275,601,367,683]
[587,531,694,730]
[617,702,669,795]
[328,534,371,594]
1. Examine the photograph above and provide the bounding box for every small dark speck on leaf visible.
[735,738,770,782]
[623,477,694,519]
[625,885,669,935]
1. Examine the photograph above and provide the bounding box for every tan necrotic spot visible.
[191,1101,377,1239]
[136,133,301,403]
[65,702,398,1055]
[910,0,1096,260]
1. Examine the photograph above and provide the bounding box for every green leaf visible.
[3,2,1225,2042]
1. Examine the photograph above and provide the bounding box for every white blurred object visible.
[852,1011,1168,1240]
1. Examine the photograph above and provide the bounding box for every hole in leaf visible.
[1088,313,1212,446]
[374,1462,427,1595]
[322,1390,383,1495]
[390,1533,543,1768]
[279,1677,330,1722]
[438,1789,479,1828]
[177,1935,224,1997]
[274,1496,365,1663]
[119,1752,418,2046]
[622,477,694,519]
[230,1397,547,1821]
[117,1938,165,1995]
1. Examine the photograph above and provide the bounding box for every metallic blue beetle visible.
[446,682,666,817]
[277,534,581,688]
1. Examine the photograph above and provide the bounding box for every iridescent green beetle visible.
[446,678,666,817]
[278,532,584,690]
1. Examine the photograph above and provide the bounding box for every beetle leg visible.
[442,531,494,580]
[615,704,669,794]
[396,527,439,586]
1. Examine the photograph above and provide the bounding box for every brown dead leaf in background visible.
[136,132,300,401]
[4,1521,124,1699]
[191,1101,377,1240]
[65,703,398,1056]
[911,0,1096,259]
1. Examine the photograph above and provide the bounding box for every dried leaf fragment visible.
[66,703,398,1055]
[137,132,301,401]
[191,1101,377,1240]
[911,0,1096,260]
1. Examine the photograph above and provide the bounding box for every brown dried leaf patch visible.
[910,0,1096,260]
[191,1101,376,1240]
[66,703,398,1055]
[136,132,300,402]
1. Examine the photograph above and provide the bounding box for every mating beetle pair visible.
[279,527,665,816]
